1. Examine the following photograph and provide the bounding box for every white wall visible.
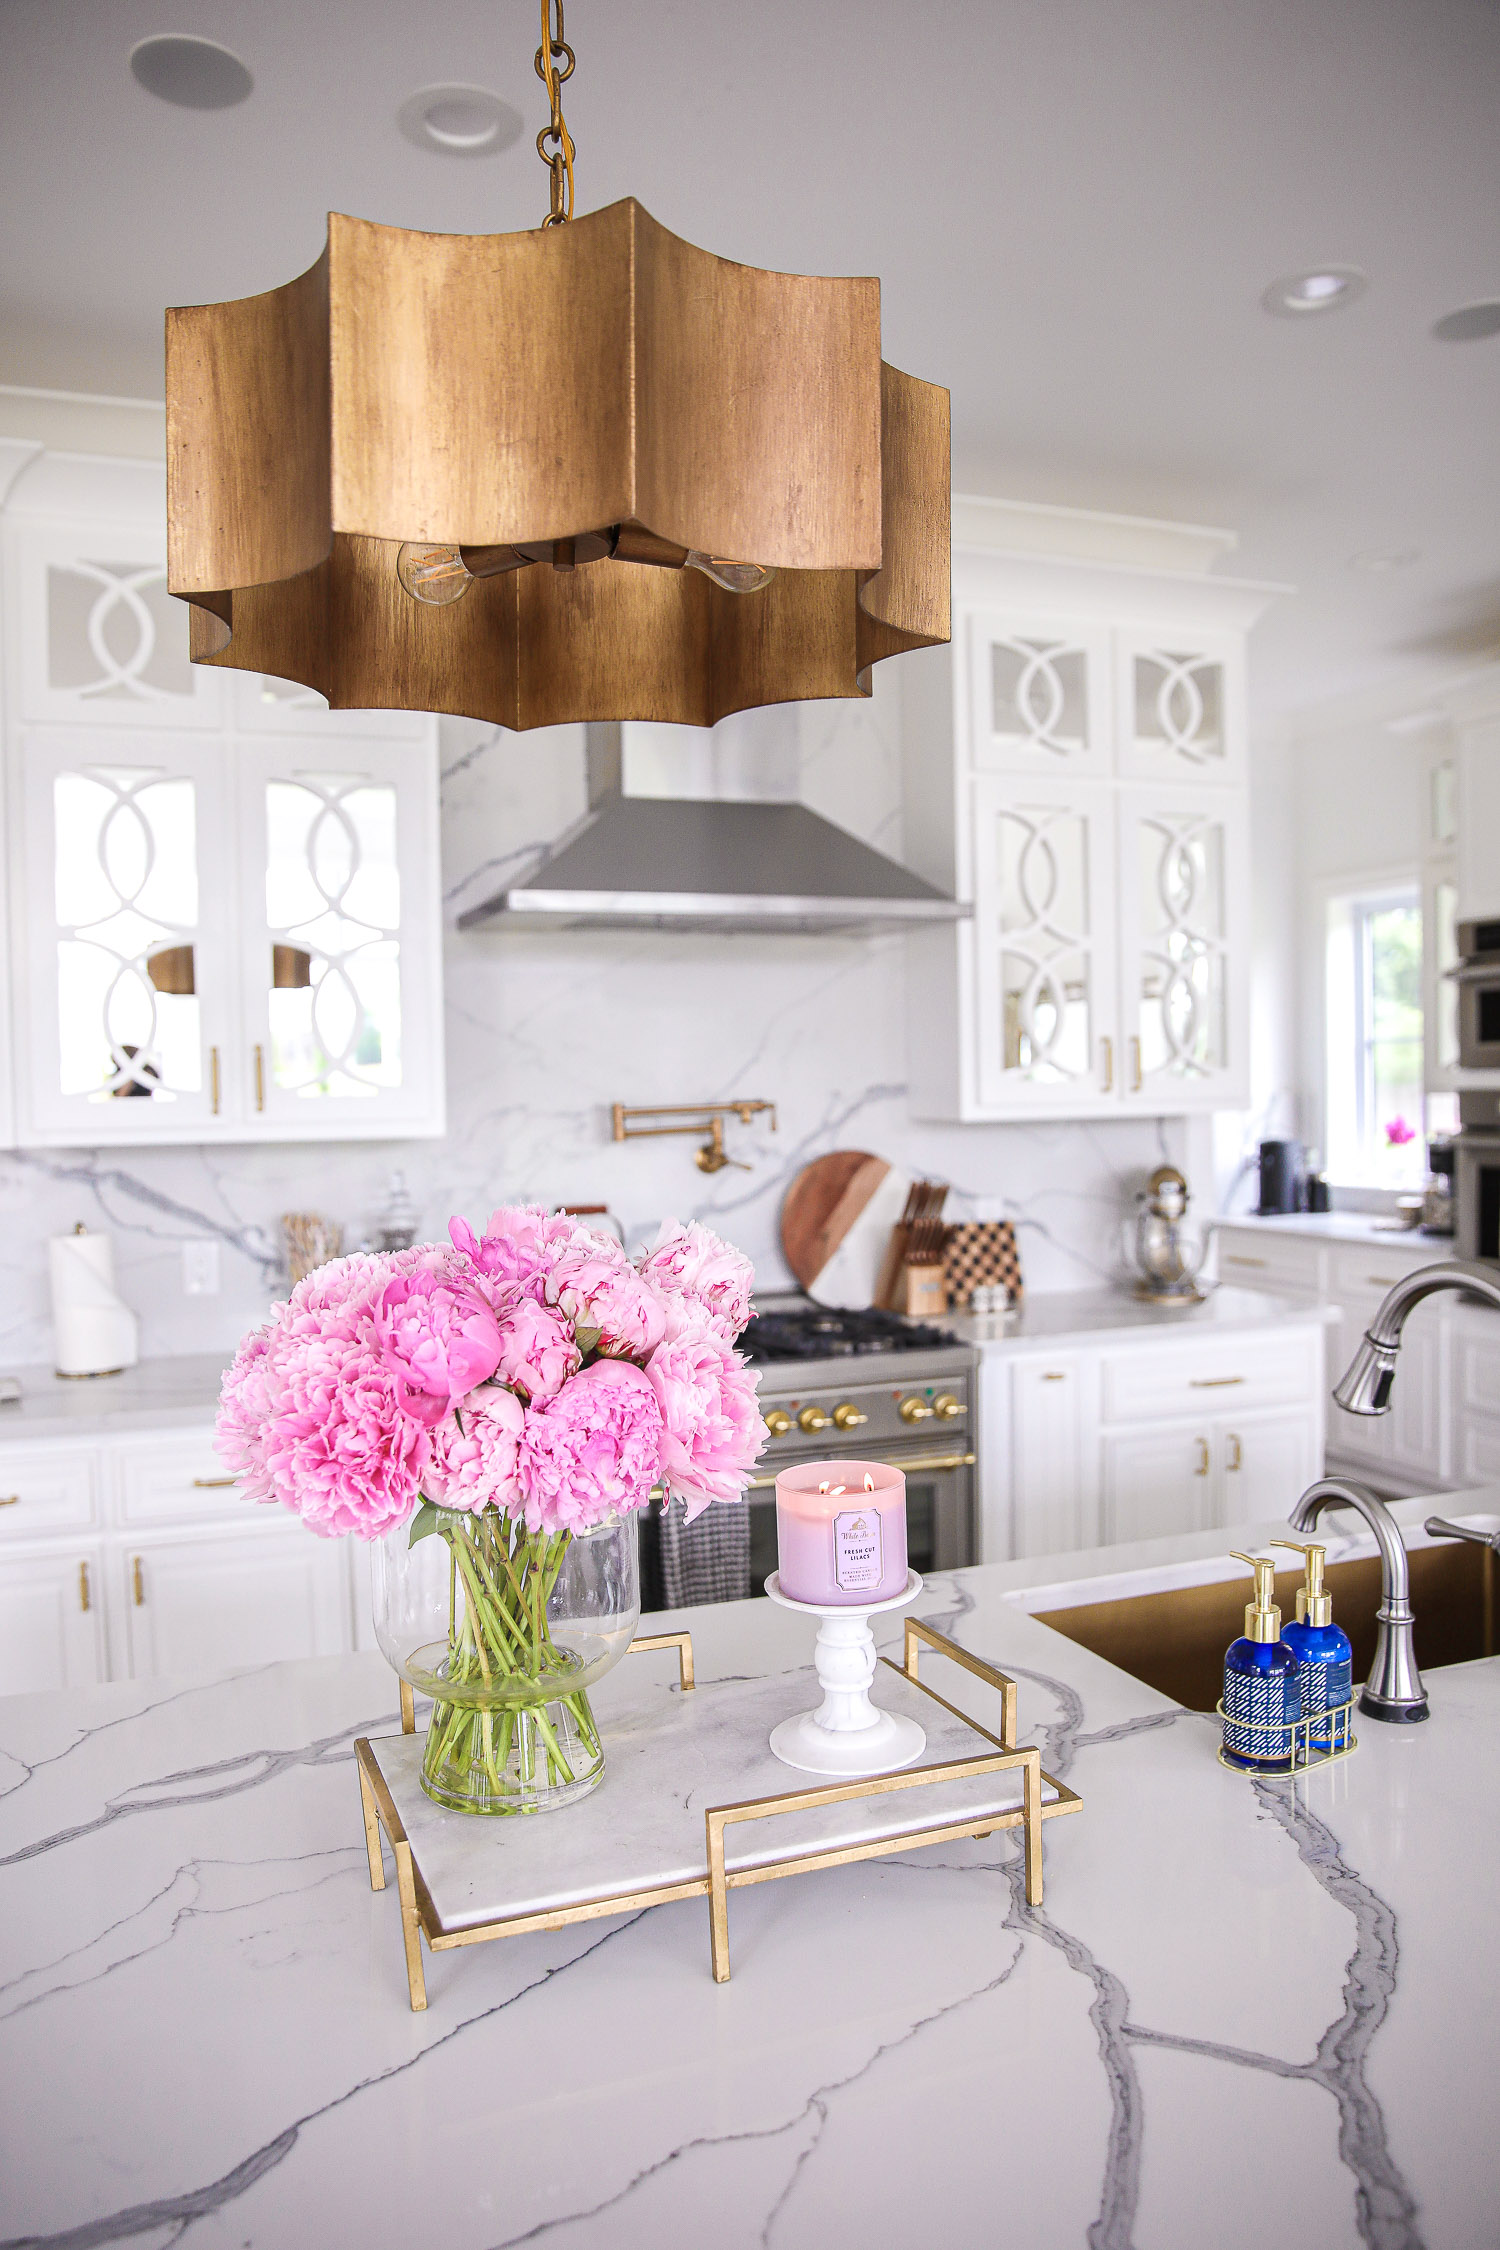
[0,674,1186,1368]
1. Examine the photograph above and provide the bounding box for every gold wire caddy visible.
[355,1618,1081,2010]
[1216,1695,1357,1775]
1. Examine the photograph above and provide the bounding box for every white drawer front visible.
[114,1430,244,1524]
[1215,1232,1321,1295]
[1100,1335,1316,1425]
[1459,1416,1500,1483]
[0,1441,98,1537]
[1328,1244,1445,1301]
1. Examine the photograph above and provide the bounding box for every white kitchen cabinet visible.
[1102,1423,1218,1544]
[0,1419,366,1692]
[120,1522,350,1681]
[994,1315,1326,1561]
[971,776,1118,1113]
[1011,1356,1099,1555]
[966,612,1112,778]
[0,1544,107,1695]
[2,450,445,1146]
[1116,783,1249,1112]
[905,531,1272,1123]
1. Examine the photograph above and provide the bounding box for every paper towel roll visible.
[49,1228,139,1378]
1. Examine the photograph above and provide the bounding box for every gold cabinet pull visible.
[132,1555,145,1606]
[1227,1432,1243,1471]
[1224,1253,1266,1269]
[78,1560,91,1612]
[1130,1035,1143,1093]
[254,1043,266,1112]
[1194,1437,1210,1476]
[1041,1371,1067,1382]
[210,1045,221,1116]
[1101,1035,1114,1091]
[0,1494,19,1507]
[1190,1375,1244,1388]
[192,1475,238,1489]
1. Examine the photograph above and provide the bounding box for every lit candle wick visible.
[863,1472,875,1491]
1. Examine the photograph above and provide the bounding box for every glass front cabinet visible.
[3,456,444,1146]
[907,544,1270,1123]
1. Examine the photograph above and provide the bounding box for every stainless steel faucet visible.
[1288,1478,1428,1721]
[1333,1259,1500,1413]
[1287,1261,1500,1724]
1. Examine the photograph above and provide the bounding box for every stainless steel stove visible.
[739,1299,978,1597]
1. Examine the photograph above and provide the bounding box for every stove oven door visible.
[743,1439,977,1599]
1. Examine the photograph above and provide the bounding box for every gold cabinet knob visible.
[832,1403,868,1430]
[899,1396,936,1424]
[797,1405,833,1433]
[764,1409,792,1437]
[932,1393,965,1420]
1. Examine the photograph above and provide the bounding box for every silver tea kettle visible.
[1131,1165,1208,1304]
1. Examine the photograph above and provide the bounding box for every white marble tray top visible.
[371,1649,1059,1933]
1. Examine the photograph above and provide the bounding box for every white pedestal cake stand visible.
[765,1568,926,1776]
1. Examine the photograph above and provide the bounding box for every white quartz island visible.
[2,1502,1497,2250]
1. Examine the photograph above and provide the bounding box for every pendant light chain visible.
[535,0,576,226]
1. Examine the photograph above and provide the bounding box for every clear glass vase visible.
[372,1506,640,1815]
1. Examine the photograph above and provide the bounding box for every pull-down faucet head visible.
[1332,1260,1500,1415]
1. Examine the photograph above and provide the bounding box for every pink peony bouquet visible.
[216,1209,764,1540]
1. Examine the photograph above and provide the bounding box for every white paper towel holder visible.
[50,1223,139,1380]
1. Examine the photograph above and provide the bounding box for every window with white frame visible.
[1325,885,1426,1188]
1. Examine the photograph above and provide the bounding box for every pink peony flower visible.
[1385,1115,1416,1147]
[215,1253,429,1539]
[374,1270,504,1428]
[550,1241,667,1358]
[422,1383,527,1514]
[493,1293,581,1401]
[637,1219,754,1342]
[449,1205,578,1298]
[646,1316,764,1521]
[516,1360,665,1535]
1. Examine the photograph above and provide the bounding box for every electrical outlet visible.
[182,1239,220,1296]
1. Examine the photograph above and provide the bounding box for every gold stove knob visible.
[899,1396,935,1424]
[933,1393,965,1420]
[832,1403,868,1430]
[764,1409,792,1437]
[798,1405,832,1433]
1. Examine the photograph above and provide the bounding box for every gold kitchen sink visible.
[1035,1541,1497,1713]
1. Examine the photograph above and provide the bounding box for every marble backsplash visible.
[0,677,1189,1370]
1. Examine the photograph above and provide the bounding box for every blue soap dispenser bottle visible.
[1221,1551,1300,1770]
[1273,1539,1353,1754]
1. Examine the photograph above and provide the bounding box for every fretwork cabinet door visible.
[966,612,1113,778]
[1112,628,1246,786]
[1115,782,1249,1113]
[971,776,1120,1116]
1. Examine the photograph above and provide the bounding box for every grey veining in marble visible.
[2,1541,1496,2250]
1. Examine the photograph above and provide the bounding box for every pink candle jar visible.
[774,1459,908,1607]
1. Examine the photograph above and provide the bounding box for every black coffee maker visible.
[1256,1139,1304,1215]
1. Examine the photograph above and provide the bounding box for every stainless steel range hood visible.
[457,721,966,936]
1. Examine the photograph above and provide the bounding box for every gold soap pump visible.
[1228,1551,1282,1642]
[1272,1538,1331,1626]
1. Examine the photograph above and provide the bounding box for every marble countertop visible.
[1216,1210,1458,1254]
[0,1350,228,1440]
[949,1282,1335,1352]
[4,1498,1498,2248]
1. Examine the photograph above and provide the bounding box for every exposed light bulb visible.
[684,551,776,593]
[396,542,473,605]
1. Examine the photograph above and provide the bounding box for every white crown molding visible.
[951,492,1239,577]
[0,384,165,462]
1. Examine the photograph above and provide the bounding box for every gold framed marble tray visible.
[354,1620,1082,2010]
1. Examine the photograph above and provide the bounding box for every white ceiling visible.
[2,0,1497,727]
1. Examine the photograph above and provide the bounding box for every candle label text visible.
[833,1510,883,1593]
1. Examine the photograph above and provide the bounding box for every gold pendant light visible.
[165,4,950,730]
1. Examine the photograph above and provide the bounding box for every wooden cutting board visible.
[780,1151,913,1308]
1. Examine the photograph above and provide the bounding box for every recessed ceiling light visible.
[1349,548,1420,574]
[1432,300,1500,343]
[129,35,253,110]
[397,84,523,158]
[1261,266,1367,318]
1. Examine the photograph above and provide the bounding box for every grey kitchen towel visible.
[657,1495,751,1608]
